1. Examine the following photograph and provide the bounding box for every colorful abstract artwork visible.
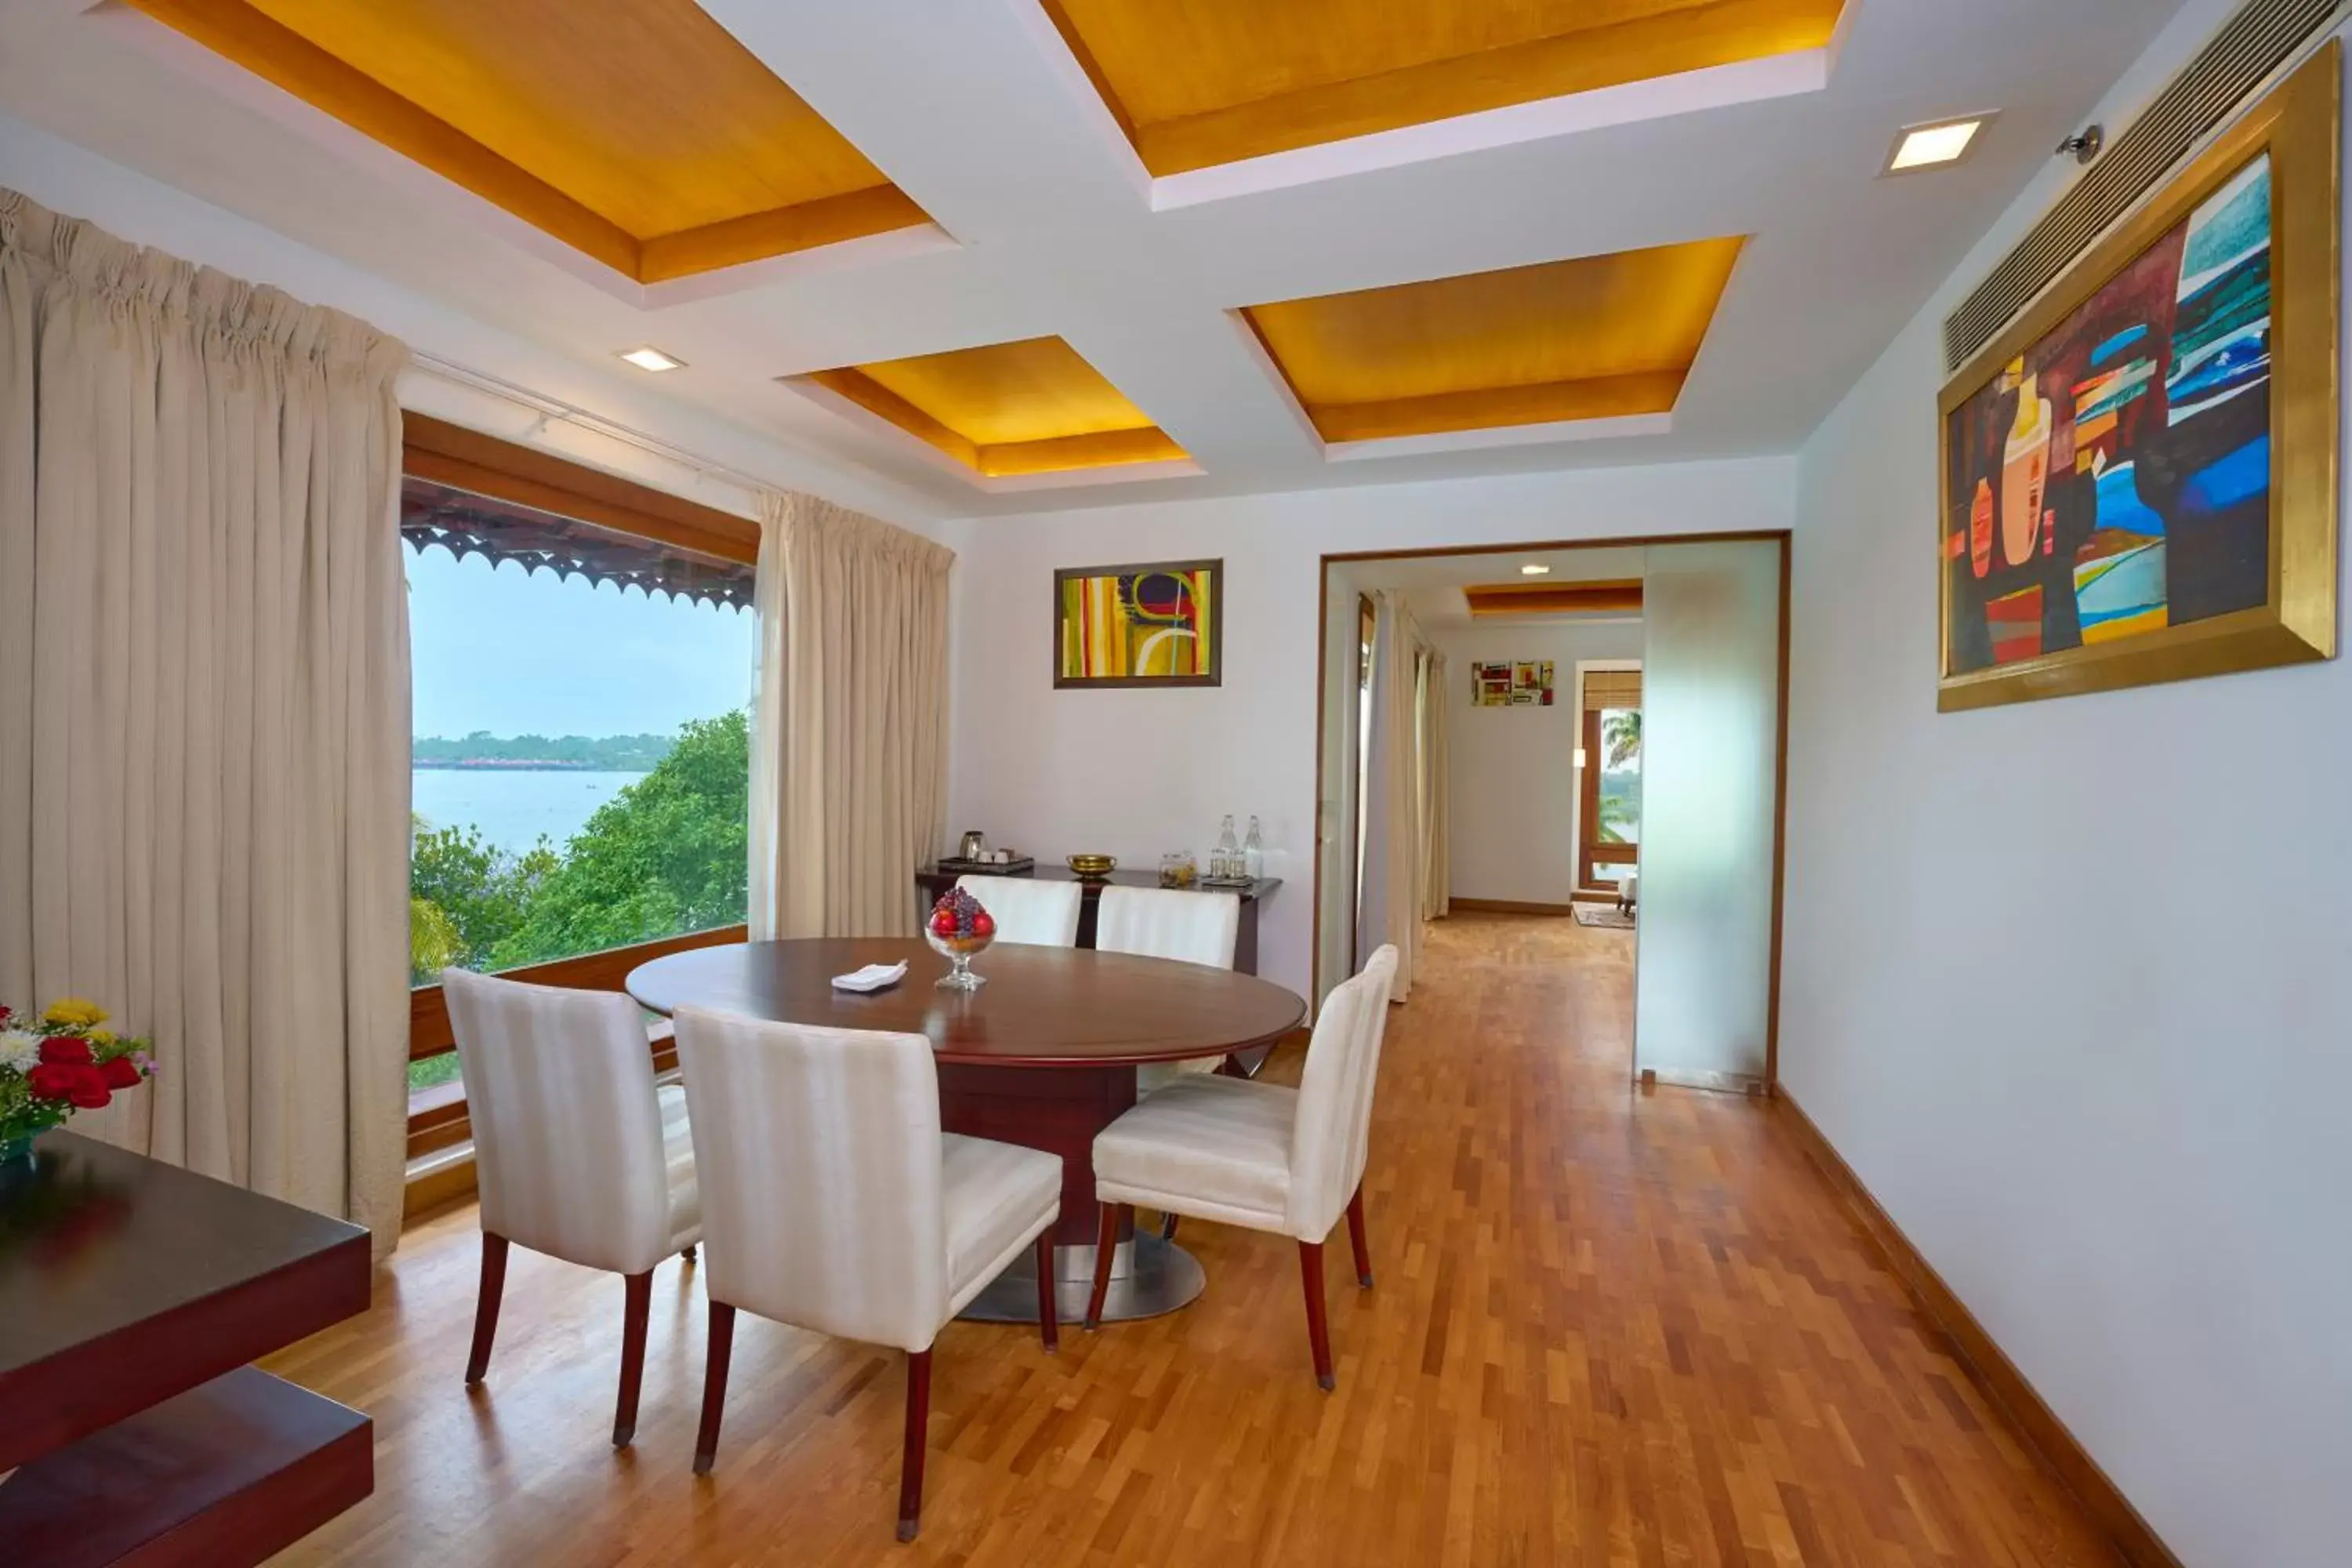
[1936,52,2337,713]
[1054,558,1221,687]
[1472,660,1554,706]
[1947,153,2273,681]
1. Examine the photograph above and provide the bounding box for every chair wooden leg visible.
[896,1348,933,1542]
[613,1269,653,1447]
[692,1301,735,1475]
[1345,1185,1374,1288]
[1034,1229,1060,1352]
[1298,1240,1335,1392]
[464,1232,509,1385]
[1083,1203,1125,1331]
[1160,1210,1179,1242]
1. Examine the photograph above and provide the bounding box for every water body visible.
[412,768,648,856]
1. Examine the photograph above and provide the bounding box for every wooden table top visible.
[626,938,1307,1067]
[0,1133,371,1472]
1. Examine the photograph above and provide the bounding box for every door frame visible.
[1309,531,1791,1090]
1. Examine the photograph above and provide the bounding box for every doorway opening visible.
[1312,534,1789,1094]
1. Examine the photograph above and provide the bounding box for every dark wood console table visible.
[0,1132,374,1566]
[915,865,1282,975]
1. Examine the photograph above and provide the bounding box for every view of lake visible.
[412,768,647,855]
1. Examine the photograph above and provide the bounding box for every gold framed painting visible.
[1936,43,2339,712]
[1054,558,1221,688]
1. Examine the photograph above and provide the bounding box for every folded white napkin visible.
[830,961,909,993]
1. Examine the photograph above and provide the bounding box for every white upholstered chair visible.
[672,1007,1062,1541]
[1099,885,1242,1101]
[1083,946,1399,1390]
[954,873,1082,946]
[440,967,701,1448]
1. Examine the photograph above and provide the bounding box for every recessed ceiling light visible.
[1886,115,1994,174]
[1520,563,1552,576]
[618,346,684,372]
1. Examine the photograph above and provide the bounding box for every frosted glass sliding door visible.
[1634,539,1783,1085]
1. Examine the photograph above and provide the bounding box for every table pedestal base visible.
[959,1235,1204,1324]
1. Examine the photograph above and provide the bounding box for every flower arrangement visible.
[0,998,154,1155]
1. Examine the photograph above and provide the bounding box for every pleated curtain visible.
[1417,648,1450,922]
[0,187,412,1256]
[1355,591,1426,1000]
[749,492,953,939]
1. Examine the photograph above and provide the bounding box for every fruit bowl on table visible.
[1066,854,1116,880]
[925,887,997,990]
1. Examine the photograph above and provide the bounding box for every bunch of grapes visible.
[927,887,996,950]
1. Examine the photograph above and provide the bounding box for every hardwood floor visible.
[266,913,2121,1566]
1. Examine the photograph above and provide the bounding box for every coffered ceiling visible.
[804,336,1189,478]
[1040,0,1847,175]
[0,0,2190,521]
[1243,239,1746,445]
[121,0,933,281]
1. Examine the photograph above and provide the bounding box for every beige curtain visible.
[0,188,412,1257]
[1356,591,1425,1000]
[750,492,953,939]
[1418,649,1450,921]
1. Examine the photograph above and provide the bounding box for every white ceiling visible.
[0,0,2188,522]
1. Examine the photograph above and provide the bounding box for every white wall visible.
[1780,4,2352,1564]
[949,459,1795,996]
[1431,621,1641,906]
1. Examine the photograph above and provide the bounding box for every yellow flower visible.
[43,998,109,1029]
[87,1028,118,1047]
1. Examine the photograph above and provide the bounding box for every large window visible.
[399,419,760,1121]
[1577,670,1642,893]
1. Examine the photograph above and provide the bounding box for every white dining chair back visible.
[672,1006,1064,1538]
[440,967,702,1449]
[1287,944,1398,1241]
[1094,885,1240,970]
[672,1010,953,1352]
[1083,945,1397,1390]
[441,967,695,1277]
[955,873,1083,946]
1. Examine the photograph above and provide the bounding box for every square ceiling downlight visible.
[1039,0,1846,176]
[805,337,1188,478]
[126,0,932,283]
[1243,239,1747,445]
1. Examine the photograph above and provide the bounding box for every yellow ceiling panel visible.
[1044,0,1845,175]
[808,337,1187,478]
[127,0,931,281]
[1244,239,1744,443]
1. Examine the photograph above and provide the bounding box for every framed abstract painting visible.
[1936,45,2339,712]
[1054,558,1221,688]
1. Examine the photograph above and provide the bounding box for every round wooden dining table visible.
[625,937,1308,1323]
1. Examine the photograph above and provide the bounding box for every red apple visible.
[971,911,996,938]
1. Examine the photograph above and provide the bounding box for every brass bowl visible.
[1066,854,1117,880]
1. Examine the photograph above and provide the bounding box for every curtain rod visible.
[403,351,778,503]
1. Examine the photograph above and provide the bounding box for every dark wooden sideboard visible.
[0,1133,375,1566]
[915,864,1282,975]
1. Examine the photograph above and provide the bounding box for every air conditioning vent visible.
[1944,0,2344,372]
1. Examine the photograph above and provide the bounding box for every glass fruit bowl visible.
[925,887,997,989]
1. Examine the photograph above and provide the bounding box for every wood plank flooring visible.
[265,913,2121,1566]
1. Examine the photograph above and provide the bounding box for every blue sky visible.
[407,546,757,739]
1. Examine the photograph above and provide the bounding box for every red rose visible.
[26,1062,82,1102]
[40,1036,94,1066]
[0,1004,12,1025]
[68,1068,112,1110]
[100,1056,142,1090]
